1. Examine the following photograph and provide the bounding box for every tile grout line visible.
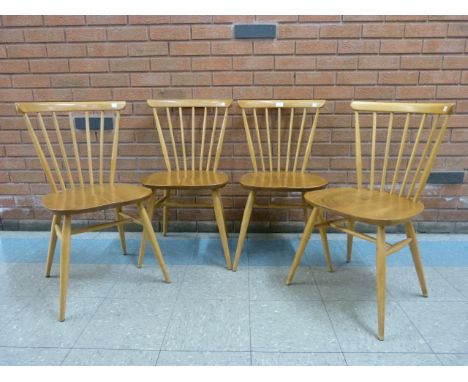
[432,267,468,301]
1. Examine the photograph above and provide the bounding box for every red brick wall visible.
[1,15,467,232]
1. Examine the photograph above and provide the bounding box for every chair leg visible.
[405,221,428,297]
[45,214,61,277]
[138,203,171,283]
[287,207,318,284]
[232,191,256,272]
[162,189,170,236]
[347,219,355,263]
[376,225,386,341]
[138,192,156,269]
[59,215,72,322]
[115,207,126,255]
[212,190,232,269]
[317,210,333,272]
[302,192,310,224]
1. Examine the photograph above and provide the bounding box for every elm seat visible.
[304,188,425,226]
[240,171,327,192]
[42,184,152,214]
[142,170,229,190]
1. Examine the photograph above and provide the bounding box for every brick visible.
[337,71,378,85]
[91,73,130,88]
[213,72,251,86]
[462,71,468,84]
[396,86,437,99]
[296,72,335,85]
[128,16,170,24]
[320,24,361,38]
[0,29,24,43]
[170,41,210,56]
[47,44,86,57]
[380,39,422,54]
[86,16,127,25]
[191,25,232,39]
[66,28,106,42]
[362,23,404,38]
[314,86,354,99]
[278,24,318,39]
[171,16,211,23]
[359,56,400,69]
[405,23,448,37]
[0,131,21,143]
[234,56,273,70]
[212,41,252,55]
[317,56,358,70]
[12,75,50,88]
[378,71,419,84]
[151,57,191,71]
[298,16,341,22]
[87,43,127,57]
[107,27,148,41]
[213,16,255,23]
[2,16,42,26]
[193,87,232,99]
[44,16,85,25]
[33,89,72,101]
[0,88,33,102]
[72,88,112,100]
[110,58,150,72]
[255,15,297,23]
[254,72,294,85]
[24,29,64,43]
[0,75,11,87]
[443,56,468,69]
[51,74,89,87]
[448,23,468,37]
[343,16,386,22]
[192,57,232,71]
[385,16,428,22]
[172,72,212,86]
[130,73,170,86]
[233,86,273,99]
[30,59,69,73]
[69,58,108,72]
[0,184,30,195]
[254,41,295,55]
[7,44,46,58]
[338,40,379,54]
[401,55,441,69]
[437,86,468,98]
[423,39,465,53]
[354,86,395,99]
[296,40,337,54]
[420,71,461,84]
[128,42,168,56]
[149,25,190,40]
[275,56,315,70]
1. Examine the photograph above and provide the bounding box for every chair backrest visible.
[351,101,454,201]
[146,99,232,173]
[15,101,126,193]
[238,100,326,173]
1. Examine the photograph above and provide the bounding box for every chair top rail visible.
[16,101,126,114]
[238,100,326,109]
[351,101,454,115]
[147,99,232,108]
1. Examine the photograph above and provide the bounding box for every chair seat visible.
[304,187,425,225]
[141,170,229,190]
[42,183,152,214]
[240,172,328,192]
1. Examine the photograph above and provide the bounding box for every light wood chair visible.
[138,99,233,269]
[287,101,455,340]
[232,100,330,271]
[16,101,170,321]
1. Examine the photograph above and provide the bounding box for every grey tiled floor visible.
[0,232,467,366]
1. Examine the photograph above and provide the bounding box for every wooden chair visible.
[15,101,170,321]
[138,99,233,269]
[232,100,330,271]
[287,101,454,340]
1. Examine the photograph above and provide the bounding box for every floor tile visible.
[162,299,250,352]
[156,236,198,265]
[251,352,346,366]
[0,347,69,366]
[344,352,442,366]
[62,348,159,366]
[250,300,340,352]
[247,237,298,266]
[40,264,127,298]
[0,296,103,348]
[249,266,321,301]
[0,263,49,297]
[157,351,251,366]
[74,298,174,350]
[193,237,238,267]
[325,300,431,353]
[179,265,248,300]
[437,353,468,366]
[434,267,468,299]
[0,297,33,326]
[398,301,468,353]
[108,265,185,300]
